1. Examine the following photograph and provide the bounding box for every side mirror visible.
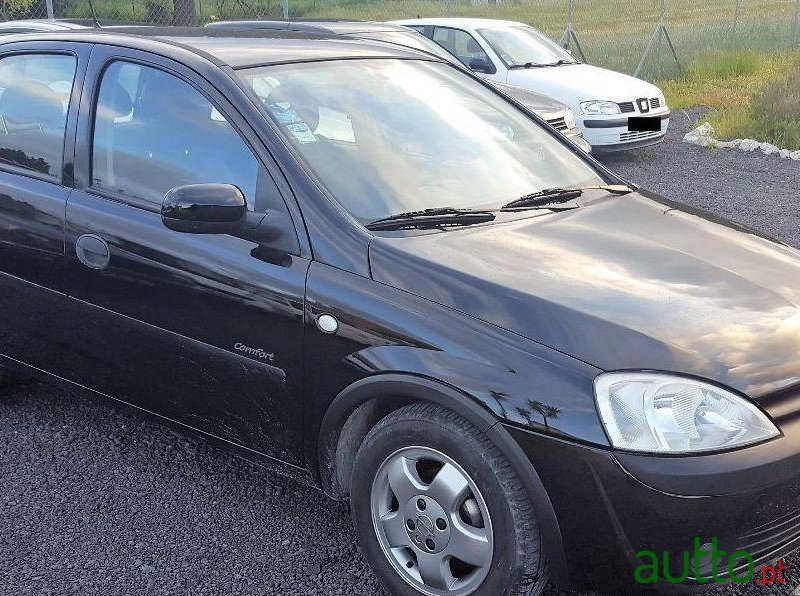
[468,57,494,74]
[162,183,247,234]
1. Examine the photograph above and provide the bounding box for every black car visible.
[205,19,591,152]
[0,27,799,596]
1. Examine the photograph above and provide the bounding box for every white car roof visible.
[0,19,87,31]
[389,18,527,30]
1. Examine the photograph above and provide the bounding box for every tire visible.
[351,402,548,596]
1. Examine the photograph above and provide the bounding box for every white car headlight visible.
[594,372,779,454]
[562,108,576,130]
[580,100,620,115]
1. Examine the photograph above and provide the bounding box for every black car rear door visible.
[61,44,310,465]
[0,41,90,373]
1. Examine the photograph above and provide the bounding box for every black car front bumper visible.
[505,406,800,593]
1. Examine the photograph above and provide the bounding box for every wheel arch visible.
[317,372,569,588]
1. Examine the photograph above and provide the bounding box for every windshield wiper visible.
[366,185,631,230]
[509,61,548,69]
[501,184,632,210]
[366,207,496,231]
[509,59,578,69]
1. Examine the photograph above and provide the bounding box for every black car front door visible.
[0,41,89,373]
[61,46,309,465]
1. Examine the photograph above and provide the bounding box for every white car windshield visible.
[478,26,578,68]
[239,59,601,222]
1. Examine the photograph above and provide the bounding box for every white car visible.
[391,18,670,152]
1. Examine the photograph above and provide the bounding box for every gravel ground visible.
[1,110,800,596]
[600,107,800,249]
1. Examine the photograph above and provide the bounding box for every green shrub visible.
[747,58,800,148]
[706,56,800,150]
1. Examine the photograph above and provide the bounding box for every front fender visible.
[304,262,605,590]
[346,343,604,441]
[304,262,606,457]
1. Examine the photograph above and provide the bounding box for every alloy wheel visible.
[370,446,494,596]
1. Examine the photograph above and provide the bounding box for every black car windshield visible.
[239,59,601,222]
[478,26,578,68]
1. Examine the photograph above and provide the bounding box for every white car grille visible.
[618,101,635,113]
[617,98,662,114]
[546,116,568,131]
[619,130,663,142]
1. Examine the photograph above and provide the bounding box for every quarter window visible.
[0,53,76,178]
[92,61,260,208]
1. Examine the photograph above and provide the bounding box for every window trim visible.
[0,49,79,185]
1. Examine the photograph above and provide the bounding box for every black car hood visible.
[369,192,800,398]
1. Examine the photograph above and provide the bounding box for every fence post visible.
[731,0,741,38]
[793,0,800,46]
[45,0,54,19]
[559,0,587,62]
[282,0,289,19]
[635,0,681,77]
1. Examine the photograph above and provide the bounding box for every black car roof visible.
[0,27,432,69]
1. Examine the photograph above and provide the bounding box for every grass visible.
[658,49,800,149]
[658,50,790,110]
[711,58,800,149]
[57,0,800,77]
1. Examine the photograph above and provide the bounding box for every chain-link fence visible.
[3,0,800,78]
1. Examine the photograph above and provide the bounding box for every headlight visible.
[594,372,779,454]
[580,100,620,115]
[563,108,576,130]
[572,136,591,153]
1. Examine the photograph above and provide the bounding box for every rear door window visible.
[0,53,76,178]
